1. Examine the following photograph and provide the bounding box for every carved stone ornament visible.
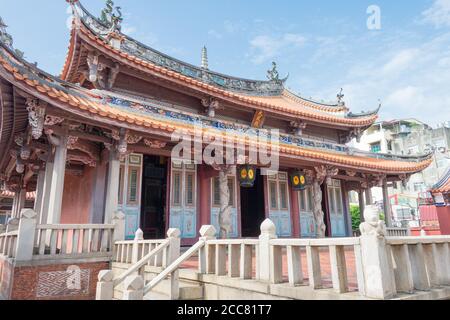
[26,98,46,140]
[290,121,307,136]
[144,139,167,149]
[126,134,143,145]
[360,205,387,239]
[201,97,220,117]
[67,136,79,150]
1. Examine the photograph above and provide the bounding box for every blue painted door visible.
[328,179,346,237]
[118,154,143,240]
[299,186,317,238]
[267,172,292,237]
[169,163,197,239]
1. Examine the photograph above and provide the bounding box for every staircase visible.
[112,263,204,300]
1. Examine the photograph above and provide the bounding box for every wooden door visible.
[328,179,346,237]
[267,172,292,237]
[299,186,316,238]
[169,163,197,239]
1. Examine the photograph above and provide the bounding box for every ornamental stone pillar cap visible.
[135,228,144,240]
[113,211,125,220]
[364,205,380,224]
[260,219,276,236]
[124,275,144,291]
[21,209,37,220]
[199,225,216,238]
[98,270,114,282]
[167,228,181,239]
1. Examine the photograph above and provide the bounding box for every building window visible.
[118,165,125,205]
[268,172,290,211]
[279,182,288,210]
[172,172,181,206]
[327,180,344,216]
[185,173,195,206]
[269,181,278,210]
[127,167,140,205]
[370,142,382,153]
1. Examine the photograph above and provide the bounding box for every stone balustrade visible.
[0,230,18,259]
[33,224,116,260]
[0,209,125,263]
[387,228,410,237]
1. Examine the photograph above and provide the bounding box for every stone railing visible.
[0,230,18,259]
[268,237,359,293]
[387,228,410,237]
[33,224,116,260]
[2,209,125,263]
[113,233,168,266]
[200,239,260,279]
[97,207,450,300]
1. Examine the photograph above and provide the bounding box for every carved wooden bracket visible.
[201,97,220,117]
[144,139,167,149]
[290,121,307,136]
[26,98,46,140]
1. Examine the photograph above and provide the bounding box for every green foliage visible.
[351,205,360,231]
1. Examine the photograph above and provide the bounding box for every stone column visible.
[358,190,365,223]
[34,169,45,222]
[39,157,54,225]
[358,205,396,299]
[382,180,392,228]
[258,219,277,281]
[104,149,120,224]
[46,135,68,224]
[15,209,38,262]
[96,270,114,300]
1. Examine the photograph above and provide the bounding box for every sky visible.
[1,0,450,127]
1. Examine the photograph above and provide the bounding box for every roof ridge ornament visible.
[0,16,24,58]
[266,61,288,85]
[100,0,123,32]
[337,88,345,107]
[201,46,209,70]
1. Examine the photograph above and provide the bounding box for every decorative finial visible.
[0,16,24,58]
[100,0,123,31]
[201,46,208,70]
[337,88,345,107]
[267,62,280,82]
[266,61,288,85]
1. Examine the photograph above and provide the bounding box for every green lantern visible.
[291,170,307,191]
[238,165,256,188]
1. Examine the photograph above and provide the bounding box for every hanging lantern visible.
[290,170,307,191]
[238,165,256,188]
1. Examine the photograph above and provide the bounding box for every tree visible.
[350,205,361,231]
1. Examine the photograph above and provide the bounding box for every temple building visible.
[0,0,433,246]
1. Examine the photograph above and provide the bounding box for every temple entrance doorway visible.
[141,155,167,239]
[240,169,266,237]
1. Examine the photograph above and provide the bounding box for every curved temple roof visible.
[0,38,433,175]
[61,1,380,128]
[432,169,450,194]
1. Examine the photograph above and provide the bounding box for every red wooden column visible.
[197,164,215,228]
[290,187,300,238]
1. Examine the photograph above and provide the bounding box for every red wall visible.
[61,167,96,224]
[437,206,450,235]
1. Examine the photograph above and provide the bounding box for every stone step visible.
[114,278,203,300]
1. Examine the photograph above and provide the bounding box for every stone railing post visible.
[112,211,126,242]
[6,218,19,232]
[0,224,5,235]
[198,225,217,274]
[258,219,277,282]
[123,275,144,300]
[15,209,37,262]
[132,229,144,264]
[96,270,114,300]
[167,228,181,300]
[357,205,396,299]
